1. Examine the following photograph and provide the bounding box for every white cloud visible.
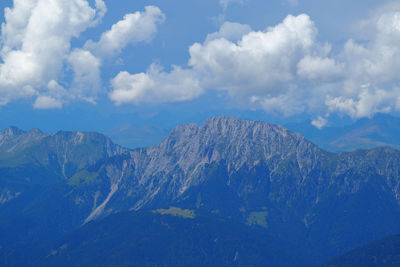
[109,4,400,122]
[109,14,329,114]
[0,0,105,106]
[249,86,308,116]
[46,80,67,96]
[67,49,101,102]
[326,88,399,118]
[109,64,202,105]
[92,0,107,26]
[356,2,400,40]
[1,0,399,122]
[33,96,62,109]
[0,0,36,56]
[297,56,343,82]
[189,14,317,95]
[32,79,68,109]
[311,116,328,129]
[85,6,165,59]
[109,14,322,112]
[325,6,400,118]
[0,2,165,108]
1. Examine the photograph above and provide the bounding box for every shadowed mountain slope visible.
[1,210,312,267]
[320,234,400,267]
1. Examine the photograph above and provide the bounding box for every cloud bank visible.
[110,4,400,125]
[0,1,165,108]
[1,1,399,125]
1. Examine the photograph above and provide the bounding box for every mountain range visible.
[1,116,400,266]
[285,113,400,152]
[104,113,400,152]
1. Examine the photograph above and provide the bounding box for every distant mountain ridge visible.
[0,126,127,174]
[286,113,400,152]
[1,117,400,265]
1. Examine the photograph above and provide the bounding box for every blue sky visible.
[0,0,399,147]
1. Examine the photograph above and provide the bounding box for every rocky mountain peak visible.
[201,116,297,139]
[158,116,312,163]
[1,126,25,137]
[164,116,302,145]
[134,117,322,196]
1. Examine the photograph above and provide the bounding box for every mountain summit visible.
[83,116,325,215]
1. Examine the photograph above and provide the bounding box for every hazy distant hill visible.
[106,123,170,149]
[286,114,400,152]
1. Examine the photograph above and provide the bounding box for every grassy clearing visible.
[246,211,268,228]
[68,170,99,186]
[153,207,196,219]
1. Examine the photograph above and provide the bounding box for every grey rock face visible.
[91,117,321,211]
[84,117,399,215]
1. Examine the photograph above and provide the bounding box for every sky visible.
[0,0,399,147]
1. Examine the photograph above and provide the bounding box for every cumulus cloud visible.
[324,4,400,118]
[85,6,165,59]
[326,88,399,118]
[0,0,105,106]
[297,56,343,82]
[67,49,101,102]
[110,64,202,105]
[32,80,68,109]
[92,0,107,26]
[109,14,323,114]
[33,96,63,109]
[1,0,399,123]
[0,1,165,108]
[311,116,328,129]
[109,3,400,123]
[189,14,317,96]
